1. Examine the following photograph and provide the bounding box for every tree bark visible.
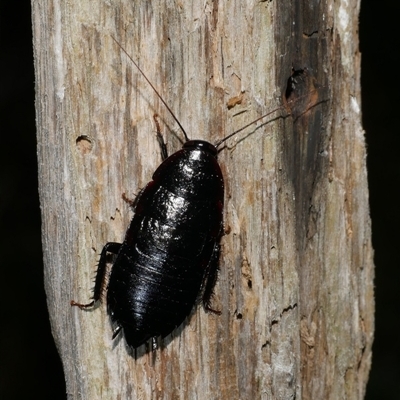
[32,0,374,399]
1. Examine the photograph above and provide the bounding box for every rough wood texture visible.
[33,0,374,398]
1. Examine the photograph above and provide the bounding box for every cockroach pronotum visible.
[71,36,320,352]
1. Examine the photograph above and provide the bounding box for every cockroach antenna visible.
[111,35,189,142]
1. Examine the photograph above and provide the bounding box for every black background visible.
[1,1,398,398]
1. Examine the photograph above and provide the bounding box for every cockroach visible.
[71,37,317,351]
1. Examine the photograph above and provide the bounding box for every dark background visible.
[1,1,398,398]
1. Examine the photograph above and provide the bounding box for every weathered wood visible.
[32,0,374,398]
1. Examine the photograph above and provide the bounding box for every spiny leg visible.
[153,114,168,161]
[122,191,141,209]
[202,241,222,315]
[71,242,122,308]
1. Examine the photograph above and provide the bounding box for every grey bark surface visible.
[32,0,374,399]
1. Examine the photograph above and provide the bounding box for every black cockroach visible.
[71,37,311,351]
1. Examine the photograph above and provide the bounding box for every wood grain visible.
[33,0,374,398]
